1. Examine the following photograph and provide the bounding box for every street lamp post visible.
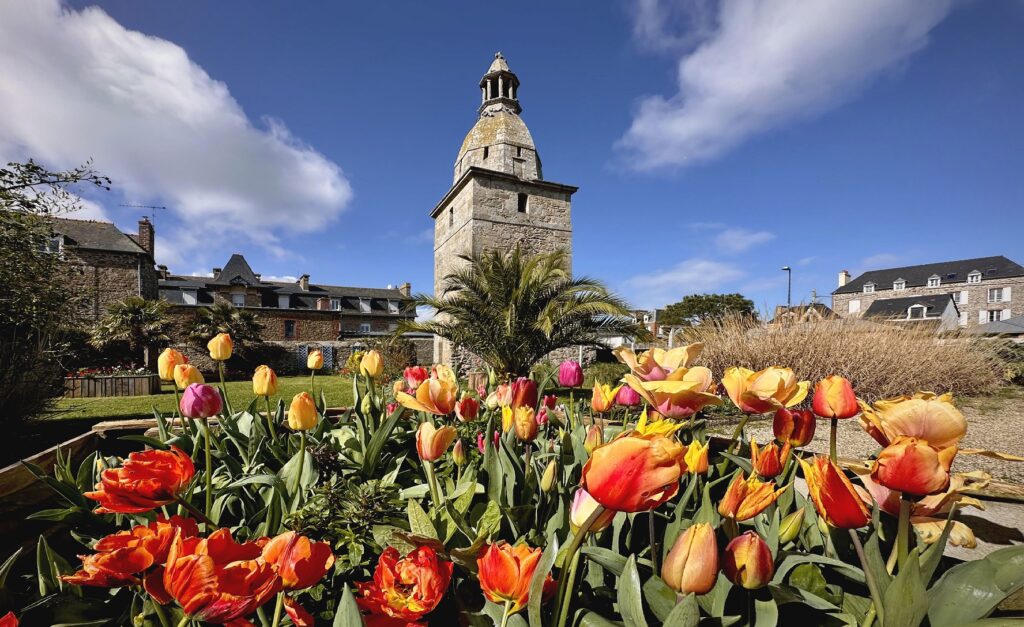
[782,266,792,309]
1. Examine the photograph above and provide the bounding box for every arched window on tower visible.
[517,193,528,213]
[449,207,454,228]
[483,146,489,160]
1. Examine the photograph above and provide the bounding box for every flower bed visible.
[2,339,1023,627]
[64,366,160,398]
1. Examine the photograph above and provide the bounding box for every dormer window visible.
[278,295,290,309]
[863,282,875,294]
[927,275,941,288]
[42,234,64,255]
[908,305,926,319]
[330,298,342,311]
[388,299,399,314]
[182,290,198,306]
[967,271,981,284]
[359,298,371,313]
[893,279,905,292]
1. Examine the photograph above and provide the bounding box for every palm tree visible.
[90,296,171,368]
[399,247,648,377]
[188,301,264,352]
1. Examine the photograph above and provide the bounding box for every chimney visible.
[254,273,261,282]
[316,297,329,311]
[299,274,310,291]
[398,282,411,297]
[137,218,155,257]
[212,267,222,277]
[838,270,851,288]
[157,264,169,279]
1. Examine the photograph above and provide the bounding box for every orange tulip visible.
[800,456,870,529]
[477,542,553,614]
[613,344,704,381]
[773,408,816,447]
[570,488,617,533]
[683,440,709,474]
[85,446,195,514]
[252,365,278,397]
[0,612,16,627]
[261,531,335,590]
[158,348,187,381]
[721,366,809,414]
[871,436,957,496]
[858,392,966,449]
[356,546,453,622]
[173,363,204,390]
[723,532,774,589]
[416,422,458,462]
[590,383,619,413]
[583,423,604,454]
[287,392,318,431]
[717,472,785,521]
[812,376,859,419]
[307,349,324,371]
[581,432,686,512]
[207,332,233,361]
[454,393,480,422]
[283,597,315,627]
[662,523,718,595]
[623,367,723,418]
[162,528,280,624]
[750,439,784,479]
[396,377,458,416]
[513,406,539,442]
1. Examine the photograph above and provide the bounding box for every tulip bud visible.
[570,489,615,533]
[817,515,830,538]
[416,422,457,462]
[540,460,557,492]
[360,395,374,417]
[779,508,805,544]
[476,432,487,454]
[511,378,538,410]
[543,394,558,410]
[180,383,222,419]
[536,407,550,426]
[513,407,538,442]
[485,391,500,410]
[360,350,383,379]
[615,385,642,407]
[252,365,278,397]
[584,423,603,454]
[487,368,497,388]
[812,375,859,419]
[386,402,398,415]
[684,440,710,475]
[558,360,584,388]
[207,333,233,361]
[662,523,718,595]
[723,532,774,589]
[157,348,187,381]
[173,364,204,390]
[455,393,480,422]
[452,439,467,466]
[287,392,318,431]
[750,439,784,479]
[307,350,323,370]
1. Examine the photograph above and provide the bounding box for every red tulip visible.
[581,432,685,512]
[750,439,784,479]
[799,456,871,529]
[0,612,16,627]
[455,394,480,422]
[723,532,774,589]
[261,531,335,590]
[812,376,859,419]
[404,366,429,391]
[284,597,315,627]
[773,408,816,447]
[543,394,558,410]
[511,377,538,410]
[179,383,222,419]
[558,360,584,388]
[356,546,453,622]
[718,472,785,521]
[85,446,195,514]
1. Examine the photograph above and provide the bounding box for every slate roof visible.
[210,254,261,286]
[50,217,147,255]
[863,294,957,318]
[769,303,838,323]
[965,315,1024,335]
[834,256,1024,295]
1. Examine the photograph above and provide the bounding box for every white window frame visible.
[388,299,399,314]
[359,298,371,313]
[967,271,981,284]
[359,322,371,333]
[863,283,875,294]
[908,305,926,320]
[278,295,290,309]
[182,290,198,306]
[958,290,968,305]
[959,311,968,326]
[42,235,64,255]
[892,280,905,292]
[231,293,245,307]
[927,275,941,288]
[988,288,1004,303]
[987,310,1003,323]
[330,298,342,311]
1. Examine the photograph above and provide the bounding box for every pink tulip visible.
[543,394,558,410]
[536,407,550,426]
[615,385,642,407]
[179,383,222,419]
[558,361,584,388]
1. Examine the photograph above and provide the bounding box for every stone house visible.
[831,256,1024,328]
[769,303,839,326]
[861,294,961,332]
[48,217,158,322]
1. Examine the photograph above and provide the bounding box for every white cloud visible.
[415,306,436,323]
[860,253,901,270]
[798,256,817,266]
[714,228,775,253]
[403,228,434,245]
[619,0,954,169]
[0,0,352,261]
[261,274,299,283]
[623,258,744,308]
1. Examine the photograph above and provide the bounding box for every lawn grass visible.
[49,375,356,422]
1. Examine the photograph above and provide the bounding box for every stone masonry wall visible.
[66,249,155,322]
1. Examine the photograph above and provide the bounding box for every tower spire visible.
[479,51,521,115]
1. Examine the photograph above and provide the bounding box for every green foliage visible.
[585,361,629,386]
[399,246,648,376]
[660,293,756,327]
[89,296,171,365]
[187,301,264,352]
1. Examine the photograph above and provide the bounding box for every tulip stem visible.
[152,597,171,627]
[176,615,190,627]
[849,529,885,626]
[569,390,575,430]
[896,496,911,571]
[291,432,306,511]
[173,496,215,527]
[499,599,513,627]
[555,504,607,627]
[649,510,660,573]
[172,386,181,430]
[829,418,838,463]
[423,459,443,511]
[729,414,750,454]
[217,362,228,411]
[271,592,285,627]
[309,370,315,397]
[265,396,277,444]
[200,417,213,521]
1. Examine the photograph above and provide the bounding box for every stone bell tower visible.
[432,52,578,365]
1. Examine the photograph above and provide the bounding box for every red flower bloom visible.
[356,546,452,622]
[85,446,195,514]
[63,516,199,587]
[510,377,538,410]
[0,611,17,627]
[283,597,315,627]
[260,531,335,590]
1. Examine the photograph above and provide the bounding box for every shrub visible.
[585,361,629,386]
[681,316,1003,400]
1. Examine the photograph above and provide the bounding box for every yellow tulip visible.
[359,350,383,378]
[307,349,323,370]
[173,364,204,390]
[287,392,318,431]
[613,343,704,381]
[590,383,619,413]
[157,348,186,381]
[207,333,233,361]
[721,366,809,414]
[858,391,966,449]
[252,365,278,397]
[396,377,458,416]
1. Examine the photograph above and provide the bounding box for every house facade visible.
[862,294,961,331]
[831,256,1024,328]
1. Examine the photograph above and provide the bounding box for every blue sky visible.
[1,1,1022,313]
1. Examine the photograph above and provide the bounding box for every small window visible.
[892,280,905,292]
[449,207,454,228]
[848,299,861,314]
[517,193,528,213]
[483,146,489,160]
[988,288,1004,303]
[927,276,941,288]
[388,322,398,331]
[988,310,1003,323]
[863,283,875,294]
[908,305,925,320]
[284,320,296,339]
[359,322,371,333]
[182,290,198,306]
[231,293,245,307]
[41,235,63,255]
[516,146,522,157]
[388,299,399,314]
[330,298,342,311]
[967,271,982,284]
[958,291,968,305]
[359,298,371,313]
[278,295,289,309]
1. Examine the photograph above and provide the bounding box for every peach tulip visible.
[859,392,967,449]
[173,364,203,390]
[287,392,318,431]
[722,366,809,414]
[871,436,957,496]
[306,350,324,371]
[623,367,722,418]
[723,532,774,589]
[662,523,718,595]
[252,365,278,397]
[396,377,459,416]
[416,422,458,462]
[613,344,704,381]
[590,383,619,413]
[206,333,233,361]
[812,376,859,419]
[157,348,187,382]
[359,350,383,378]
[570,488,617,533]
[581,432,686,512]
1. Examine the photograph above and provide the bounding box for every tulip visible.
[721,366,809,414]
[859,392,967,449]
[511,377,538,410]
[750,439,784,479]
[360,350,383,378]
[662,523,718,595]
[261,530,335,590]
[455,393,480,422]
[206,332,233,361]
[583,423,603,454]
[541,460,557,492]
[613,344,704,381]
[723,532,774,589]
[356,546,453,622]
[416,422,458,462]
[404,366,429,391]
[431,364,457,384]
[396,377,459,416]
[157,348,187,381]
[543,394,558,410]
[477,432,487,454]
[493,383,513,408]
[252,365,278,397]
[590,383,619,413]
[683,440,709,474]
[307,349,324,370]
[513,406,538,442]
[615,385,642,407]
[173,363,204,390]
[485,390,501,410]
[581,432,686,512]
[570,488,616,533]
[452,439,467,466]
[871,436,957,496]
[162,528,279,624]
[799,456,870,528]
[812,376,858,419]
[179,383,222,419]
[778,508,805,544]
[558,360,584,388]
[773,408,816,447]
[718,472,785,521]
[0,612,16,627]
[85,447,195,514]
[623,368,723,418]
[288,392,318,431]
[477,542,553,615]
[536,406,550,426]
[386,402,398,416]
[283,598,314,627]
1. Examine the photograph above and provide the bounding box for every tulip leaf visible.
[662,592,700,627]
[772,551,865,584]
[118,434,169,450]
[882,549,927,627]
[788,563,842,607]
[0,547,23,592]
[474,499,503,541]
[642,575,677,622]
[406,498,438,540]
[920,505,958,584]
[528,533,559,627]
[575,610,623,627]
[582,546,628,576]
[927,545,1024,627]
[618,554,648,627]
[362,405,404,476]
[862,532,892,589]
[692,482,717,527]
[333,583,364,627]
[720,451,753,475]
[754,598,779,627]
